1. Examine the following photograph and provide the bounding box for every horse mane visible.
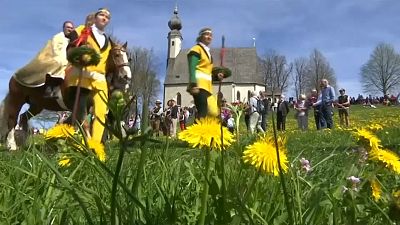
[105,39,126,75]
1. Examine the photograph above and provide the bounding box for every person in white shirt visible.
[294,94,308,131]
[249,91,264,134]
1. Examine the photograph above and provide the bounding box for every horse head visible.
[107,39,132,92]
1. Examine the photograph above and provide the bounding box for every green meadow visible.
[0,104,399,225]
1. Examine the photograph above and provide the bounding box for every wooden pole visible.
[71,67,84,124]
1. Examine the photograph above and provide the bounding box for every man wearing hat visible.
[337,88,350,127]
[150,100,163,136]
[65,8,112,142]
[187,27,226,118]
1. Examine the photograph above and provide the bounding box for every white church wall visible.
[164,85,190,107]
[164,83,266,107]
[231,84,265,102]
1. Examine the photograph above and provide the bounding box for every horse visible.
[0,40,132,150]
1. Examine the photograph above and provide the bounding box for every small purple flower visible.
[347,176,361,183]
[300,157,311,172]
[347,176,361,191]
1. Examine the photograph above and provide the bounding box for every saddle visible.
[45,74,64,86]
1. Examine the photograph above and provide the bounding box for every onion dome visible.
[168,6,182,30]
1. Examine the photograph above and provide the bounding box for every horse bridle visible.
[108,46,131,92]
[110,47,131,70]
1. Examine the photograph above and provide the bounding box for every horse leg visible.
[0,93,11,141]
[7,103,26,150]
[1,90,26,150]
[6,78,31,150]
[18,104,43,146]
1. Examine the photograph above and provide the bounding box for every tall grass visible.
[0,105,399,224]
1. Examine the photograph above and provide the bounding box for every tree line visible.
[260,43,400,98]
[260,48,336,98]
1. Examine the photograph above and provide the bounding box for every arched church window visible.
[177,92,181,106]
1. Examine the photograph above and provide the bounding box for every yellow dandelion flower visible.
[369,124,383,131]
[370,179,382,202]
[87,139,106,162]
[354,128,382,151]
[243,136,288,176]
[178,117,234,151]
[58,156,71,167]
[370,148,400,174]
[45,124,75,140]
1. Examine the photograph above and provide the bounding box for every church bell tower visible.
[167,6,182,62]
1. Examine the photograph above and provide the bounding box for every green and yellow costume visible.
[187,44,218,118]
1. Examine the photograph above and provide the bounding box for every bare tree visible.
[360,43,400,96]
[129,47,161,131]
[259,55,273,90]
[260,50,292,93]
[306,49,336,92]
[292,57,309,99]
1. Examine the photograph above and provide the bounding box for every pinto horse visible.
[0,40,132,150]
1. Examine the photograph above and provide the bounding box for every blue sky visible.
[2,0,400,101]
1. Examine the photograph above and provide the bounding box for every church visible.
[163,7,274,107]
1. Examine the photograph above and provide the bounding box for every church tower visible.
[167,6,182,63]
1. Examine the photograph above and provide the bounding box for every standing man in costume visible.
[66,8,112,142]
[187,27,226,119]
[150,100,164,137]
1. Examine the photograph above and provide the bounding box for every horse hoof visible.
[7,144,17,151]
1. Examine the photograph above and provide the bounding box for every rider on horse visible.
[65,8,112,142]
[1,8,130,150]
[14,21,76,89]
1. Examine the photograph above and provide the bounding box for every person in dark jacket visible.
[276,94,290,131]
